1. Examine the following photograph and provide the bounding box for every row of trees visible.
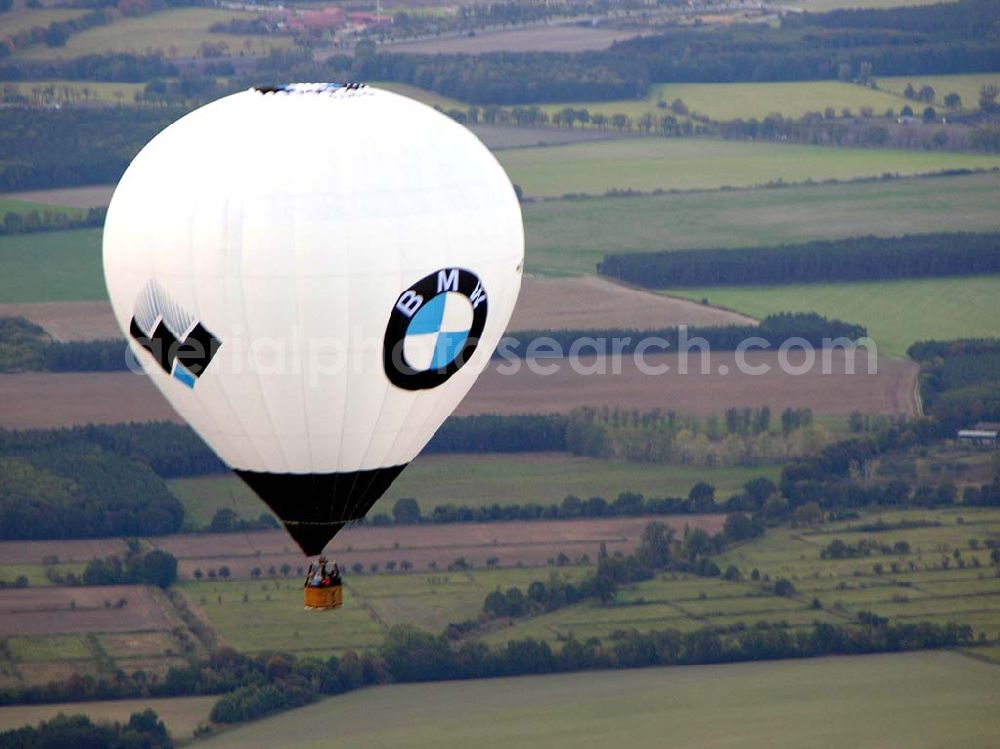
[597,233,1000,288]
[1,206,106,235]
[0,711,171,749]
[482,518,760,622]
[504,313,868,358]
[0,613,973,713]
[75,547,178,589]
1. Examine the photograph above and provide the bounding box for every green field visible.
[1,80,146,105]
[540,81,905,123]
[0,696,216,741]
[525,171,1000,274]
[0,8,88,37]
[190,651,1000,749]
[14,8,292,60]
[169,454,779,528]
[667,274,1000,358]
[5,174,998,292]
[179,566,581,655]
[8,634,92,662]
[0,228,103,303]
[878,73,1000,111]
[474,506,1000,647]
[497,139,1000,198]
[0,197,82,218]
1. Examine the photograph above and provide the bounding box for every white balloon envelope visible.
[103,83,524,554]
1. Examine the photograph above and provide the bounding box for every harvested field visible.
[0,301,119,341]
[0,277,751,342]
[380,25,642,54]
[0,696,216,740]
[0,537,127,566]
[0,349,916,430]
[0,585,180,637]
[0,372,181,428]
[151,515,725,579]
[4,185,115,209]
[510,276,756,330]
[458,350,920,418]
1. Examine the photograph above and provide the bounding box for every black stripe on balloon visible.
[174,322,222,377]
[234,464,408,556]
[130,317,220,379]
[130,317,178,374]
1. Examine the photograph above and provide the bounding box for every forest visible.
[596,232,1000,288]
[908,338,1000,428]
[503,313,868,358]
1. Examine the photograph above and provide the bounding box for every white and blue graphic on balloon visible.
[402,291,474,372]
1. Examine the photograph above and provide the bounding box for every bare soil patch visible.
[0,585,180,636]
[511,277,757,330]
[0,538,128,565]
[0,349,916,430]
[381,25,642,54]
[459,350,919,418]
[152,515,725,577]
[4,185,115,209]
[0,372,181,428]
[0,301,119,341]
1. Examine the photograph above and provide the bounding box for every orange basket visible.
[304,585,343,611]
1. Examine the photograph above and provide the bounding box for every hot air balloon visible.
[103,83,524,607]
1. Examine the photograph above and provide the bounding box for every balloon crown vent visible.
[252,82,367,96]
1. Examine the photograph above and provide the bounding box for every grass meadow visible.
[14,8,292,60]
[539,81,905,122]
[497,139,1000,198]
[168,455,779,528]
[4,174,998,291]
[0,197,83,218]
[0,228,103,303]
[666,274,1000,358]
[0,8,88,37]
[190,651,1000,749]
[524,171,1000,274]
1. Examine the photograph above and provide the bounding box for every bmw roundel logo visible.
[383,268,488,391]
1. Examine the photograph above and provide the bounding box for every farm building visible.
[958,423,999,447]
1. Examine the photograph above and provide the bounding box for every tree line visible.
[0,711,172,749]
[480,519,760,623]
[504,313,868,358]
[1,206,106,236]
[0,616,974,719]
[597,233,1000,288]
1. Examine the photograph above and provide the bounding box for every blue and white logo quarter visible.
[383,268,488,391]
